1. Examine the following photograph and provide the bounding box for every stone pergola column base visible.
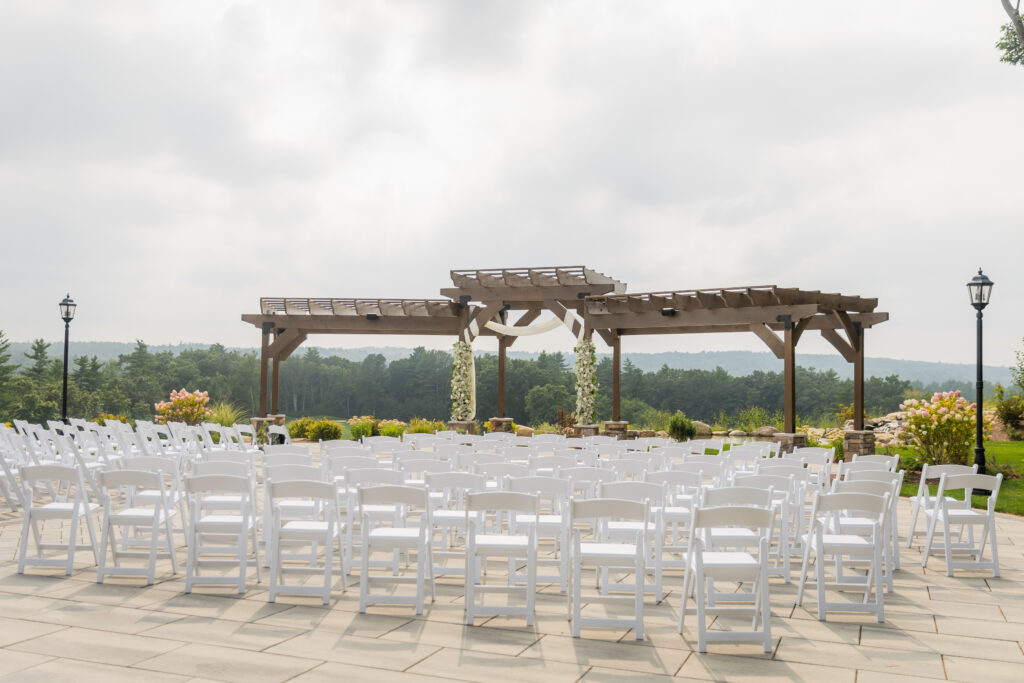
[603,420,629,439]
[488,417,515,433]
[774,432,807,454]
[575,424,600,438]
[449,420,478,435]
[843,430,875,459]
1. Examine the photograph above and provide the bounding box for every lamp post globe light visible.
[966,270,993,474]
[59,293,77,423]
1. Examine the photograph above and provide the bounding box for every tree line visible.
[0,331,952,428]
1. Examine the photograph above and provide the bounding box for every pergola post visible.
[259,323,272,416]
[497,337,507,418]
[271,358,281,415]
[612,334,621,421]
[784,321,796,433]
[853,322,864,430]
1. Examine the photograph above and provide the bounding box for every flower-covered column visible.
[574,338,598,426]
[450,341,476,423]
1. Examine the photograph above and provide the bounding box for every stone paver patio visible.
[0,496,1022,683]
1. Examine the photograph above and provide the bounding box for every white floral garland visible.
[574,338,598,425]
[450,341,476,421]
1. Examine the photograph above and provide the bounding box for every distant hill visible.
[4,341,1013,387]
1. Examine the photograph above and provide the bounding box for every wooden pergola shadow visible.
[241,267,888,431]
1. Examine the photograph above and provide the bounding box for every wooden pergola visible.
[242,268,888,432]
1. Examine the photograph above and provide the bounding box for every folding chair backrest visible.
[267,424,291,444]
[831,479,893,497]
[399,459,451,477]
[346,467,405,487]
[530,455,576,473]
[812,491,889,516]
[835,460,889,479]
[693,505,773,530]
[505,475,571,500]
[702,486,773,508]
[263,452,314,468]
[270,479,336,501]
[733,473,794,497]
[571,497,647,523]
[358,484,428,508]
[320,439,364,453]
[192,460,250,478]
[425,471,486,493]
[559,466,617,486]
[851,453,899,470]
[99,468,164,491]
[325,455,381,476]
[940,473,1002,500]
[466,490,539,514]
[266,464,324,482]
[436,444,472,461]
[845,469,902,486]
[263,444,311,457]
[599,480,666,505]
[921,463,977,483]
[185,473,251,495]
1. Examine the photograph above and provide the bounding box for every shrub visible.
[155,388,212,425]
[993,385,1024,440]
[901,391,988,466]
[555,409,575,430]
[94,413,131,427]
[378,419,407,439]
[306,418,344,442]
[348,415,377,441]
[533,422,560,434]
[483,420,518,434]
[209,401,246,428]
[408,417,446,434]
[287,416,316,440]
[668,411,697,442]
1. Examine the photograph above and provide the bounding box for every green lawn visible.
[897,441,1024,516]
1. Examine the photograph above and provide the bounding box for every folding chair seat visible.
[185,474,260,593]
[267,479,346,604]
[569,498,648,639]
[464,491,539,625]
[921,473,1002,577]
[96,471,178,589]
[425,471,487,578]
[17,464,100,575]
[506,475,571,592]
[598,480,667,601]
[797,491,889,622]
[679,505,774,653]
[906,463,977,549]
[851,453,899,471]
[358,485,434,614]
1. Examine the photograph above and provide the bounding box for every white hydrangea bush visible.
[450,341,476,421]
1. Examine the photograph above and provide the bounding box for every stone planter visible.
[603,421,629,439]
[575,424,600,437]
[448,420,478,435]
[843,430,875,458]
[488,417,515,433]
[774,432,807,454]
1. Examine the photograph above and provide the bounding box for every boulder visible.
[516,426,535,437]
[824,428,844,440]
[753,425,776,437]
[692,420,713,436]
[728,430,748,437]
[712,430,729,437]
[655,430,669,439]
[807,428,825,439]
[638,430,657,438]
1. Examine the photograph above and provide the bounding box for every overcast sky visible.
[1,1,1021,368]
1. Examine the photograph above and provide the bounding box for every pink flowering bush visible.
[900,390,989,465]
[155,388,213,425]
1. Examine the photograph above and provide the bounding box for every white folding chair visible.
[921,473,1002,577]
[262,463,324,566]
[851,453,899,471]
[569,498,648,639]
[844,468,904,571]
[906,463,977,549]
[797,491,889,622]
[96,469,179,585]
[425,471,487,578]
[17,465,99,575]
[679,504,774,653]
[358,485,434,615]
[598,480,667,601]
[464,491,539,625]
[831,478,900,592]
[506,475,571,592]
[185,473,260,593]
[733,473,795,582]
[267,479,346,605]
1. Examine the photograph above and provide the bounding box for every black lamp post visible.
[58,294,77,423]
[966,270,993,474]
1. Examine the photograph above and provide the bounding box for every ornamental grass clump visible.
[901,390,989,466]
[155,388,212,425]
[573,338,597,425]
[306,418,344,442]
[378,419,407,439]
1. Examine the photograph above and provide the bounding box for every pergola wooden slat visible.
[242,269,888,433]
